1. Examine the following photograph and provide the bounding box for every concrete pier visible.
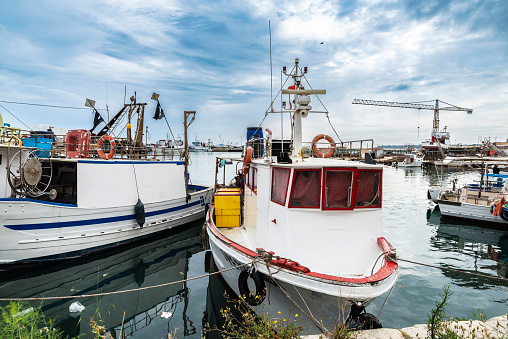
[302,314,508,338]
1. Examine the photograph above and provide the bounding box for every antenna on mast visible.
[269,20,273,113]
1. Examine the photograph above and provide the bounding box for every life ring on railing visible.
[242,146,253,174]
[312,134,335,158]
[238,267,266,306]
[97,135,116,160]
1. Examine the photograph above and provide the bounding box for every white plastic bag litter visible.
[69,301,85,316]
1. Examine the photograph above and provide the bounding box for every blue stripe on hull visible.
[5,200,202,231]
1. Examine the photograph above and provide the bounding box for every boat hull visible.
[438,200,508,228]
[0,188,212,265]
[206,217,398,334]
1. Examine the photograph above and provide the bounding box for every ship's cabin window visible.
[289,169,321,208]
[246,166,257,193]
[322,168,355,210]
[355,169,381,208]
[271,167,291,205]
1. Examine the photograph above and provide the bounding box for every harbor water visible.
[1,152,507,338]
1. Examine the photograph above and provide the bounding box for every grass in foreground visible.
[0,301,63,339]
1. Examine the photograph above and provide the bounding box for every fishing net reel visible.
[8,150,54,198]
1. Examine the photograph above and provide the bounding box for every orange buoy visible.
[311,134,335,158]
[97,135,116,160]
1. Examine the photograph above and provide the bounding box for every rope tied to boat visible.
[251,255,333,337]
[0,262,251,302]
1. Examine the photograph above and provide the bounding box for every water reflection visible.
[427,207,508,284]
[0,221,205,338]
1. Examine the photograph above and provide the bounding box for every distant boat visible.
[398,153,424,167]
[0,97,212,267]
[189,140,212,152]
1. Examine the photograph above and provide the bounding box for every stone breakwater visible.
[302,314,508,339]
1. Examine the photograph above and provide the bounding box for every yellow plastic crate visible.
[217,187,241,193]
[215,190,241,227]
[216,215,240,228]
[214,192,241,216]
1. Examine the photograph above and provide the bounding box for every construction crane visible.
[352,99,473,134]
[352,98,473,159]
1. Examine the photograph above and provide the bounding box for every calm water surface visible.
[0,152,507,338]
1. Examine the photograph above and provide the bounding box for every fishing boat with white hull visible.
[432,163,508,228]
[0,98,212,267]
[204,59,398,334]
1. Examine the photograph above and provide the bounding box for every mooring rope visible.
[0,262,250,302]
[398,257,508,282]
[1,255,505,304]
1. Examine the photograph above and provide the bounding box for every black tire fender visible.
[347,312,383,331]
[238,267,266,306]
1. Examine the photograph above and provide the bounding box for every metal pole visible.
[183,111,196,202]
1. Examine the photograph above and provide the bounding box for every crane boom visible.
[352,98,473,133]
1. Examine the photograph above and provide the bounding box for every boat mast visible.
[281,59,325,157]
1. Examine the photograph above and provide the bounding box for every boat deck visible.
[218,225,253,250]
[441,190,505,207]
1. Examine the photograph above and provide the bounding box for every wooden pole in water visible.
[184,111,195,202]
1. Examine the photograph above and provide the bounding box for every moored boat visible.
[436,163,508,228]
[0,97,212,267]
[204,59,398,334]
[398,153,424,168]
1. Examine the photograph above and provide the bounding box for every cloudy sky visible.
[1,0,507,146]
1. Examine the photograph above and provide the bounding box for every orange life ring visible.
[312,134,335,158]
[97,135,116,160]
[242,146,253,174]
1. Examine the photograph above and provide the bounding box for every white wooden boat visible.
[0,99,212,267]
[205,59,398,333]
[398,153,423,167]
[189,141,212,152]
[436,165,508,228]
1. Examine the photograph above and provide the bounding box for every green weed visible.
[0,301,63,339]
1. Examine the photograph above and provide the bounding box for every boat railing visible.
[0,129,183,161]
[298,138,375,160]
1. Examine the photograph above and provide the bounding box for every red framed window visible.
[355,169,382,208]
[271,167,291,206]
[289,169,321,208]
[322,168,356,210]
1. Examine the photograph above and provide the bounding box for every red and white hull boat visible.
[205,58,398,334]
